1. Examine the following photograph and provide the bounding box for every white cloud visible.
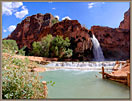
[55,15,59,20]
[2,2,23,15]
[62,16,71,20]
[52,8,56,10]
[8,25,16,32]
[12,2,23,8]
[2,2,12,15]
[14,6,28,19]
[2,2,28,19]
[88,3,96,9]
[3,29,7,32]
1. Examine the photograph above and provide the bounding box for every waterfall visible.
[91,34,105,61]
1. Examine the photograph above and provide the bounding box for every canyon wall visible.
[5,13,93,61]
[5,8,130,60]
[90,8,130,60]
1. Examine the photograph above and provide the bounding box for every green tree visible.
[63,48,73,58]
[41,34,53,57]
[51,18,59,25]
[50,35,72,59]
[31,42,42,56]
[31,35,73,59]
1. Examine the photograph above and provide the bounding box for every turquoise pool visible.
[39,70,130,99]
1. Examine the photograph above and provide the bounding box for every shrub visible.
[63,48,73,58]
[18,46,27,56]
[51,19,59,25]
[2,55,45,99]
[2,40,26,56]
[2,40,18,54]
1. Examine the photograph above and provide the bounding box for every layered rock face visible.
[50,20,93,60]
[6,13,93,61]
[6,13,55,49]
[90,8,130,60]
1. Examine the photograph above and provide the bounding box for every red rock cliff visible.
[119,8,130,30]
[90,8,130,60]
[5,13,93,61]
[5,8,130,60]
[6,13,55,49]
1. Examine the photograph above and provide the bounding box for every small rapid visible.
[40,61,126,71]
[44,61,116,68]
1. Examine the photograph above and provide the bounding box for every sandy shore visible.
[110,60,130,76]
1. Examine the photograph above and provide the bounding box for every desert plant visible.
[2,40,18,54]
[2,40,26,56]
[2,55,45,99]
[51,19,59,25]
[18,46,27,56]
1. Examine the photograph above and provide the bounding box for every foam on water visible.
[41,61,126,71]
[44,61,116,68]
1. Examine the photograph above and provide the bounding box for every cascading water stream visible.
[42,61,118,71]
[91,34,105,61]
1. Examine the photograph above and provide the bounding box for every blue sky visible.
[2,2,130,38]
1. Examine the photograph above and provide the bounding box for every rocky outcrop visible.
[90,8,130,60]
[5,13,93,61]
[50,20,93,60]
[119,8,130,30]
[6,13,55,49]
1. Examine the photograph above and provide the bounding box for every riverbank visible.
[100,60,130,86]
[2,53,47,72]
[2,52,130,99]
[2,52,46,99]
[2,53,130,74]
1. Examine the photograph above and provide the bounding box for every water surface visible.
[39,70,130,99]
